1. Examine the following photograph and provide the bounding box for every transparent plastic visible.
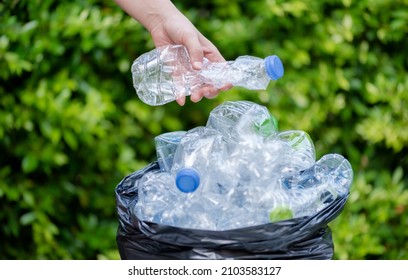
[132,45,284,106]
[206,100,278,139]
[154,131,186,172]
[170,126,226,192]
[133,101,353,230]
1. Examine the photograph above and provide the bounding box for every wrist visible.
[115,0,180,32]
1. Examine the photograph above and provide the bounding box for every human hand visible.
[115,0,232,106]
[149,13,232,105]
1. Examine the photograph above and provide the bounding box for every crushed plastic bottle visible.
[170,126,226,193]
[276,130,316,177]
[131,45,284,106]
[135,170,180,223]
[280,153,353,217]
[155,131,186,172]
[206,100,278,140]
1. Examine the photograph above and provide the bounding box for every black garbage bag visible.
[115,162,349,260]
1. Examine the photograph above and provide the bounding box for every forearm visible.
[114,0,181,32]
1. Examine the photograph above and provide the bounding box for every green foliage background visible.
[1,0,407,259]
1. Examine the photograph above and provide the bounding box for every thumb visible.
[183,36,204,70]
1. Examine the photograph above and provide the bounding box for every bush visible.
[1,0,407,259]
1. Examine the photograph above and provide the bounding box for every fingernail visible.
[204,92,212,98]
[193,61,202,69]
[176,98,185,106]
[192,95,203,103]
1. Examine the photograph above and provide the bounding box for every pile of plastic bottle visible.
[134,101,353,231]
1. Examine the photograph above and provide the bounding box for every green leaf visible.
[22,154,38,173]
[20,212,37,226]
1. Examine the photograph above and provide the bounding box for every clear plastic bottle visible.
[154,131,186,172]
[275,130,316,177]
[170,126,226,193]
[206,100,278,140]
[135,170,180,223]
[280,153,353,216]
[131,45,284,106]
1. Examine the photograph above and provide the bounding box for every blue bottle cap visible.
[175,168,200,193]
[265,55,284,80]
